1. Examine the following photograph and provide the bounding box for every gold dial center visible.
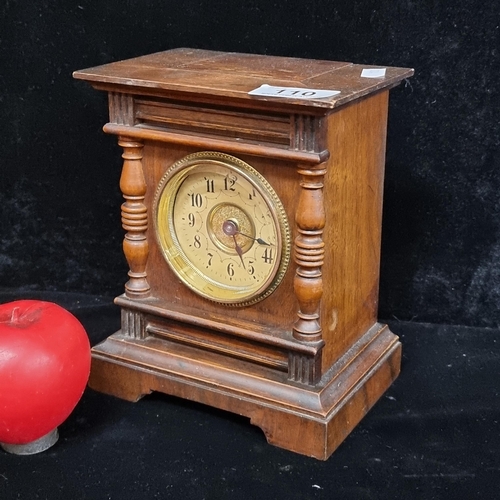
[208,203,254,254]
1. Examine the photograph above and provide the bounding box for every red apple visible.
[0,300,91,445]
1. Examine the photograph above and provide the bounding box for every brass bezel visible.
[153,151,291,306]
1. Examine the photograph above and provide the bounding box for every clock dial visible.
[154,152,291,305]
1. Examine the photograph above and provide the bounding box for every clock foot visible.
[250,337,401,459]
[88,322,400,460]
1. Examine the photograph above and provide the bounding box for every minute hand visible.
[232,235,246,269]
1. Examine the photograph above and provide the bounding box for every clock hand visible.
[222,220,246,268]
[222,219,270,246]
[232,235,246,269]
[237,232,271,246]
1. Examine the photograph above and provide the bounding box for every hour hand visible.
[255,237,271,246]
[238,232,271,246]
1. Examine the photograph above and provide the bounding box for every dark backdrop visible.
[1,1,499,328]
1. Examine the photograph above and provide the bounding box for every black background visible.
[2,0,500,327]
[1,2,500,499]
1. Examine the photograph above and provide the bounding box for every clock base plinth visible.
[88,322,401,460]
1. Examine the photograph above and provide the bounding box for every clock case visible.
[74,49,413,460]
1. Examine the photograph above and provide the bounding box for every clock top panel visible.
[73,48,413,110]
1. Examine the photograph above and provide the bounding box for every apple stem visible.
[11,307,21,324]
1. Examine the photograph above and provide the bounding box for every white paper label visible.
[248,84,340,100]
[361,68,387,78]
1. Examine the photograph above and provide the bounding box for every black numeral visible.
[205,178,215,193]
[247,261,255,275]
[262,248,273,264]
[189,193,203,208]
[224,174,237,191]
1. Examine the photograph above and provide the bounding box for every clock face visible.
[154,152,291,305]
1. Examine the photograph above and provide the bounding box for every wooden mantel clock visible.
[73,48,413,459]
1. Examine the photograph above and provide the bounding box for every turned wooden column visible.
[290,163,327,384]
[118,136,150,299]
